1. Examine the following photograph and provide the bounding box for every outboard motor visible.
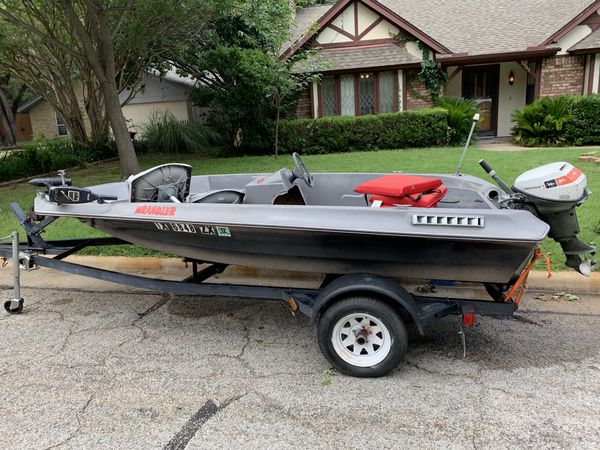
[480,160,596,276]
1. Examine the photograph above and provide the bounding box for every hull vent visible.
[412,214,485,227]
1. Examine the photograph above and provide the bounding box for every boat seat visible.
[354,174,447,208]
[189,189,245,204]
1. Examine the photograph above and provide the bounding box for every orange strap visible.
[504,248,551,305]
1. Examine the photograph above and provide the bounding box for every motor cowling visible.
[513,162,596,275]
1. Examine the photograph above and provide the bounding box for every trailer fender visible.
[310,273,426,334]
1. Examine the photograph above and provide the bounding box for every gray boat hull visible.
[87,216,536,283]
[34,171,550,284]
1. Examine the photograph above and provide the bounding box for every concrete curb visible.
[35,255,599,294]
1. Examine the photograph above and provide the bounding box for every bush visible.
[512,96,572,147]
[278,108,448,154]
[0,138,117,183]
[564,94,600,145]
[142,111,222,154]
[434,96,478,145]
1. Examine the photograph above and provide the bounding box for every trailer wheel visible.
[317,297,408,377]
[4,299,24,314]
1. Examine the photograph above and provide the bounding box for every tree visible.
[267,58,320,157]
[173,0,303,153]
[0,0,210,177]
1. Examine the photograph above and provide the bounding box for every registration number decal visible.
[153,222,231,237]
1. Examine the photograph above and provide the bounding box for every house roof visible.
[17,69,196,114]
[284,0,600,59]
[294,43,421,73]
[569,26,600,52]
[378,0,597,56]
[17,96,45,113]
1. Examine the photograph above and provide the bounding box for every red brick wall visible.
[405,70,432,110]
[540,55,585,97]
[294,87,312,119]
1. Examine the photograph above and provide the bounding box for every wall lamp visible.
[508,70,515,86]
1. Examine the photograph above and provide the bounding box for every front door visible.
[462,65,499,136]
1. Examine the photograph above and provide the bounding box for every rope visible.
[0,233,15,243]
[504,248,552,305]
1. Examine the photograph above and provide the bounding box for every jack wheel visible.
[4,299,24,314]
[317,297,407,377]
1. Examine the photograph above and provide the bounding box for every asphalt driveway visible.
[1,269,599,449]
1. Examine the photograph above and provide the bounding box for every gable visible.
[282,0,449,60]
[315,1,407,45]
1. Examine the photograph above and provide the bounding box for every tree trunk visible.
[102,79,139,177]
[274,99,281,158]
[0,87,17,147]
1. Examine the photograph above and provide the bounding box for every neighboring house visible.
[283,0,600,137]
[15,70,203,141]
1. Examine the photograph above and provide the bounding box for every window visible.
[340,74,355,116]
[379,71,395,113]
[321,76,337,116]
[319,71,397,117]
[56,113,68,136]
[359,73,375,115]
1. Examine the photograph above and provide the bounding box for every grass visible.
[1,147,598,270]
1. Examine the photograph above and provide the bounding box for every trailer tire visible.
[317,296,407,377]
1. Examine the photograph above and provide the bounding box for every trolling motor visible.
[480,159,597,276]
[29,170,117,205]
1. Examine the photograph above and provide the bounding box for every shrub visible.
[0,137,117,183]
[142,111,222,154]
[511,96,572,147]
[434,96,478,145]
[278,108,448,154]
[564,94,600,145]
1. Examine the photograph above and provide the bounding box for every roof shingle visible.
[285,0,598,57]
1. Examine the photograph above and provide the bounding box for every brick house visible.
[283,0,600,137]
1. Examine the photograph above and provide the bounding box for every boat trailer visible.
[1,202,519,377]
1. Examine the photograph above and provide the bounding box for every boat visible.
[29,151,596,286]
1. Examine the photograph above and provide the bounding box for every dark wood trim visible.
[316,38,396,49]
[588,54,596,94]
[402,70,407,111]
[438,48,558,66]
[518,60,538,80]
[598,56,600,93]
[393,70,399,112]
[335,74,342,115]
[357,17,384,40]
[570,47,600,55]
[309,84,315,119]
[533,60,542,99]
[318,62,421,75]
[374,72,380,114]
[360,0,450,53]
[583,11,600,31]
[354,1,359,37]
[328,24,357,41]
[541,0,600,45]
[446,66,463,85]
[317,83,323,117]
[354,73,360,116]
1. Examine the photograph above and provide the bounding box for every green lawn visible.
[1,147,598,269]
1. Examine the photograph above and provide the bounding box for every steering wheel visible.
[292,152,314,187]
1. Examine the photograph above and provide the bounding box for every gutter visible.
[436,47,560,66]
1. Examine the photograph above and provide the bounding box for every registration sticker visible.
[153,222,231,237]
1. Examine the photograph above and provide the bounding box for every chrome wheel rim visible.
[331,313,392,367]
